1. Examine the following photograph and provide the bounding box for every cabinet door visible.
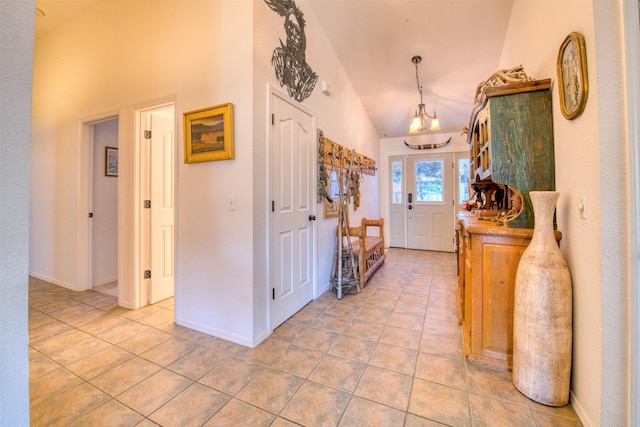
[490,90,555,228]
[480,237,529,368]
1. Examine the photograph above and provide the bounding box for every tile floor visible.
[29,249,583,426]
[93,281,118,298]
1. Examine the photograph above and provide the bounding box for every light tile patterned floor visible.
[29,248,583,426]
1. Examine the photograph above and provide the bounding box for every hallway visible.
[28,249,581,426]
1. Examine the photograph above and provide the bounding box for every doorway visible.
[134,103,176,307]
[78,102,176,308]
[91,119,119,297]
[389,153,455,252]
[77,114,120,295]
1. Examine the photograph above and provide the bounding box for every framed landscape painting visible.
[184,103,234,163]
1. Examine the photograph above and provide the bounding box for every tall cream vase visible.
[512,191,572,406]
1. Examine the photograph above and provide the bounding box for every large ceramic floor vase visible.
[512,191,572,406]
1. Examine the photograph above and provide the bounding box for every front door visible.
[269,90,316,329]
[407,153,454,251]
[390,153,455,251]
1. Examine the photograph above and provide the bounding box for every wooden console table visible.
[456,212,561,371]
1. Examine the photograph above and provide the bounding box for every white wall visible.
[625,1,640,425]
[499,1,630,425]
[172,0,256,346]
[92,119,118,286]
[30,0,256,342]
[0,0,33,424]
[252,0,381,339]
[31,0,381,347]
[297,0,381,294]
[592,2,631,423]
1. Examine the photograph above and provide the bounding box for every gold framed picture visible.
[184,103,234,163]
[557,32,588,120]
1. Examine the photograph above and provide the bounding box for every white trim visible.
[266,84,317,333]
[76,110,120,292]
[29,272,79,292]
[131,96,176,309]
[176,316,263,348]
[570,389,593,427]
[626,0,640,424]
[265,84,273,332]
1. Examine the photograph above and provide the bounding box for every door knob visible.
[408,205,413,210]
[309,215,316,221]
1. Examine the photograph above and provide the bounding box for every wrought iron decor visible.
[264,0,318,102]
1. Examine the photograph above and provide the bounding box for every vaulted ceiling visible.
[307,0,515,138]
[34,0,515,139]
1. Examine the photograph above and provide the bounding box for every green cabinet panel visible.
[469,79,555,228]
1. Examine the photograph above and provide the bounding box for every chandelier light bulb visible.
[429,114,440,131]
[409,114,422,134]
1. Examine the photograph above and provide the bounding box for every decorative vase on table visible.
[512,191,572,406]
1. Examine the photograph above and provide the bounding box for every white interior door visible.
[143,106,175,304]
[269,90,315,330]
[406,153,454,251]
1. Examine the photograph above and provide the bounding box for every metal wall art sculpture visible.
[264,0,318,102]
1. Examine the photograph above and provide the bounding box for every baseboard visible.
[92,277,117,287]
[174,316,257,348]
[251,329,270,348]
[570,389,594,427]
[317,283,331,296]
[28,272,79,291]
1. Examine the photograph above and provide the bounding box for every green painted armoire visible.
[469,79,555,228]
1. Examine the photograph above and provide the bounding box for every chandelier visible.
[408,56,440,134]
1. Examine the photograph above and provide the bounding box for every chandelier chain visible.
[415,61,424,105]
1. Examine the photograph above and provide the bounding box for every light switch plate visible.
[578,196,587,219]
[228,195,236,210]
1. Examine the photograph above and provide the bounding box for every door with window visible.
[389,153,454,251]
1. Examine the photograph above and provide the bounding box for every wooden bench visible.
[340,218,386,289]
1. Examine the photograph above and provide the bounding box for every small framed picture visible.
[184,103,234,163]
[105,146,118,177]
[557,32,589,120]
